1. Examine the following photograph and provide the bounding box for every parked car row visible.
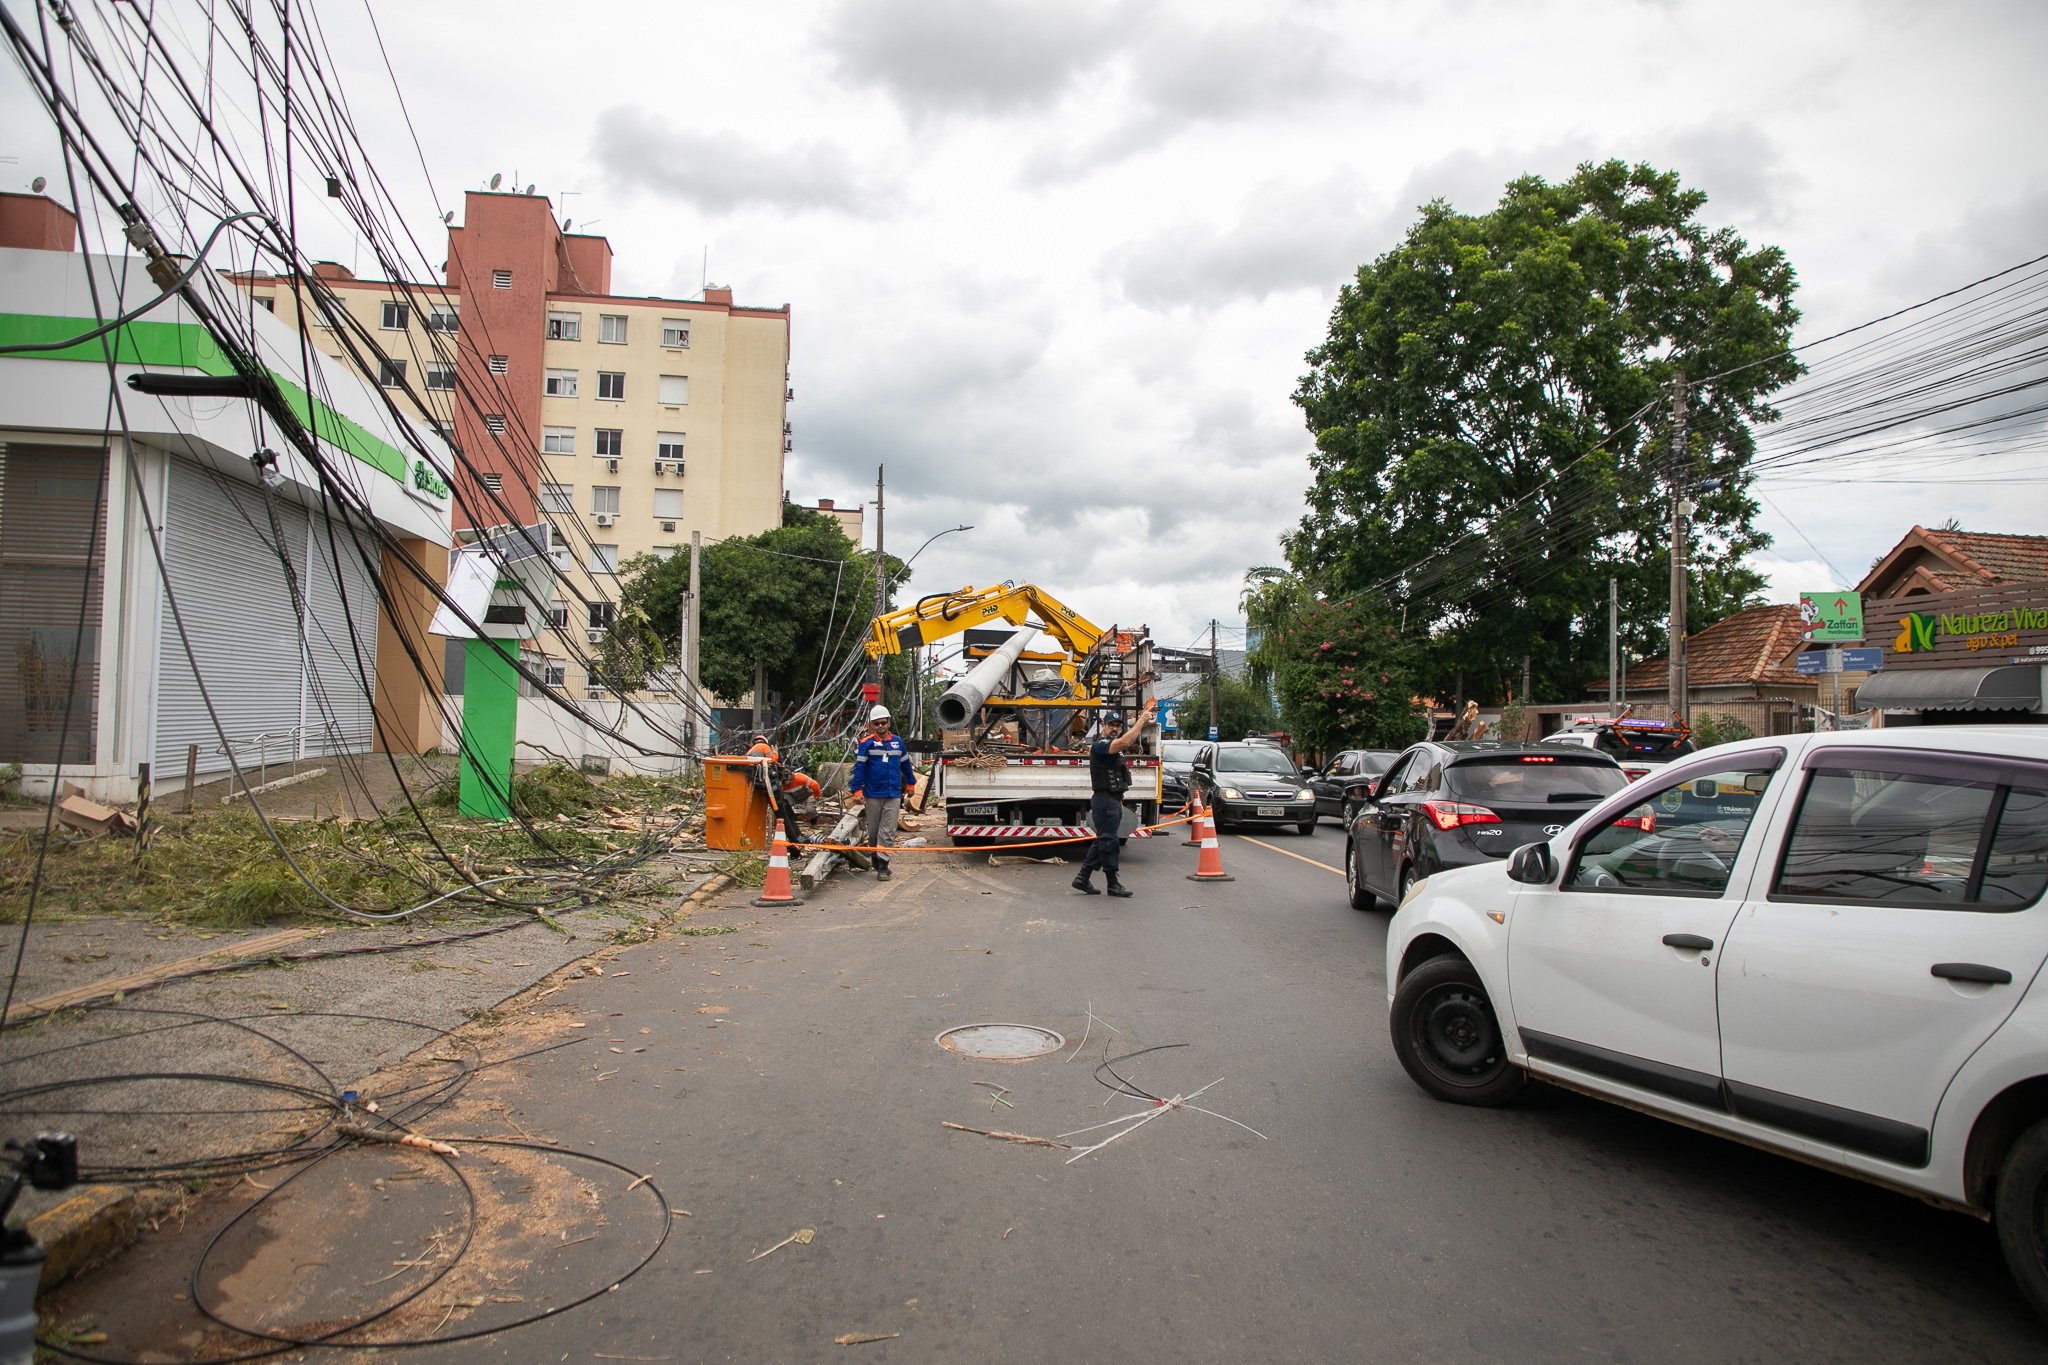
[1337,726,2048,1320]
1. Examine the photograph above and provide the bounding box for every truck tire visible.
[1389,954,1525,1106]
[1994,1115,2048,1321]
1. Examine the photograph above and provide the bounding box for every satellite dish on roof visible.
[442,210,454,223]
[489,173,502,189]
[31,175,46,193]
[562,220,571,232]
[524,184,535,195]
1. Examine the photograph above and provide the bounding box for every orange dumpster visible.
[703,756,773,852]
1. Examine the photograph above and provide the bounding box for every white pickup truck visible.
[940,754,1163,846]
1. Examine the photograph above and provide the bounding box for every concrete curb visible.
[28,1184,182,1294]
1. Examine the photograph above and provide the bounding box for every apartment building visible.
[232,189,791,690]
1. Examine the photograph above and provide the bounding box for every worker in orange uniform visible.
[746,735,823,856]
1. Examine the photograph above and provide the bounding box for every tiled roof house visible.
[1861,526,2048,599]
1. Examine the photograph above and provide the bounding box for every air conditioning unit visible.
[653,460,666,475]
[595,513,614,526]
[586,688,608,701]
[587,628,604,644]
[605,458,619,473]
[661,520,676,532]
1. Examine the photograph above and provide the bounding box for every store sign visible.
[1799,591,1864,642]
[1863,582,2048,671]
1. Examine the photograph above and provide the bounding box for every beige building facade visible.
[229,190,793,691]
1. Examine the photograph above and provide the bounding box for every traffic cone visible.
[753,818,806,907]
[1181,794,1203,847]
[1186,801,1235,882]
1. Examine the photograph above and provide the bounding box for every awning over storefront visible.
[1858,664,2042,713]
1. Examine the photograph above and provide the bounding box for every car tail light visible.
[1613,806,1655,833]
[1421,800,1501,831]
[1518,755,1555,762]
[1622,766,1652,781]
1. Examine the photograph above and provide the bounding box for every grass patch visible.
[714,849,767,889]
[0,766,707,928]
[675,924,738,936]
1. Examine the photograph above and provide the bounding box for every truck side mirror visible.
[1507,842,1557,885]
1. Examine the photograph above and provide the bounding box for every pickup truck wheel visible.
[1994,1115,2048,1321]
[1390,954,1525,1106]
[1345,839,1377,912]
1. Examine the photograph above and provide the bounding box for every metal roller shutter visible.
[154,457,309,778]
[301,515,382,758]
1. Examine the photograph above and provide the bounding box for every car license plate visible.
[962,804,996,818]
[1256,806,1285,817]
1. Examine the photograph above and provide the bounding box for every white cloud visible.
[592,107,891,215]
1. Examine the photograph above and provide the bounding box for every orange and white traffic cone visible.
[1186,800,1235,882]
[752,818,806,907]
[1182,794,1204,847]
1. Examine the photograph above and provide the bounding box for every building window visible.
[547,311,581,340]
[484,414,506,434]
[253,295,275,313]
[378,358,407,387]
[544,369,578,398]
[595,429,623,457]
[591,486,621,516]
[482,472,503,494]
[492,270,512,288]
[661,318,690,348]
[599,314,628,344]
[539,482,574,514]
[488,354,509,374]
[544,659,568,688]
[424,365,457,391]
[427,308,459,332]
[592,545,619,574]
[656,432,686,462]
[649,545,678,560]
[658,374,688,405]
[433,419,456,441]
[589,601,618,629]
[597,371,625,401]
[653,488,683,519]
[542,426,576,455]
[547,601,569,631]
[381,301,410,330]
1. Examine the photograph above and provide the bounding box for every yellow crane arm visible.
[863,583,1106,661]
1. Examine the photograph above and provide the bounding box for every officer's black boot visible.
[1072,869,1100,895]
[1105,872,1132,898]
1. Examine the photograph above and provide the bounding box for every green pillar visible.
[459,638,520,820]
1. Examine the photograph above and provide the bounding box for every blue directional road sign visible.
[1797,647,1885,675]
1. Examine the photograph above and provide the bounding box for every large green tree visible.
[617,504,903,708]
[1290,160,1802,706]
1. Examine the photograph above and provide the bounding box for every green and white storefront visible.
[0,243,454,802]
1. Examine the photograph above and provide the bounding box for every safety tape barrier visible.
[781,803,1199,856]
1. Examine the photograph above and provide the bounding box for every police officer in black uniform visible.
[1073,708,1149,898]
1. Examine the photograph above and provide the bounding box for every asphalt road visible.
[59,827,2048,1361]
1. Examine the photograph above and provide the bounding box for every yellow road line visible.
[1231,834,1343,876]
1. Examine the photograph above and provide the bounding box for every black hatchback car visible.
[1190,741,1319,835]
[1341,740,1628,910]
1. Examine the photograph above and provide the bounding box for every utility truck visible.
[864,583,1161,846]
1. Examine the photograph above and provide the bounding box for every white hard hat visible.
[869,704,892,721]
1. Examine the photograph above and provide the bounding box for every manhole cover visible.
[935,1023,1066,1060]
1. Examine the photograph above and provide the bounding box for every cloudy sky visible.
[7,0,2045,654]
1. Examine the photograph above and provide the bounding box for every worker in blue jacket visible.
[849,704,917,881]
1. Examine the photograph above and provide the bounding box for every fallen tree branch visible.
[337,1123,461,1158]
[942,1122,1072,1149]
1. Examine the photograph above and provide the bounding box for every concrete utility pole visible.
[1208,619,1220,738]
[752,658,765,737]
[686,530,701,747]
[1608,576,1619,718]
[1667,370,1690,727]
[865,464,885,707]
[1521,655,1530,705]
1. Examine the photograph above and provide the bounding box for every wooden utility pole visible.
[1667,371,1690,726]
